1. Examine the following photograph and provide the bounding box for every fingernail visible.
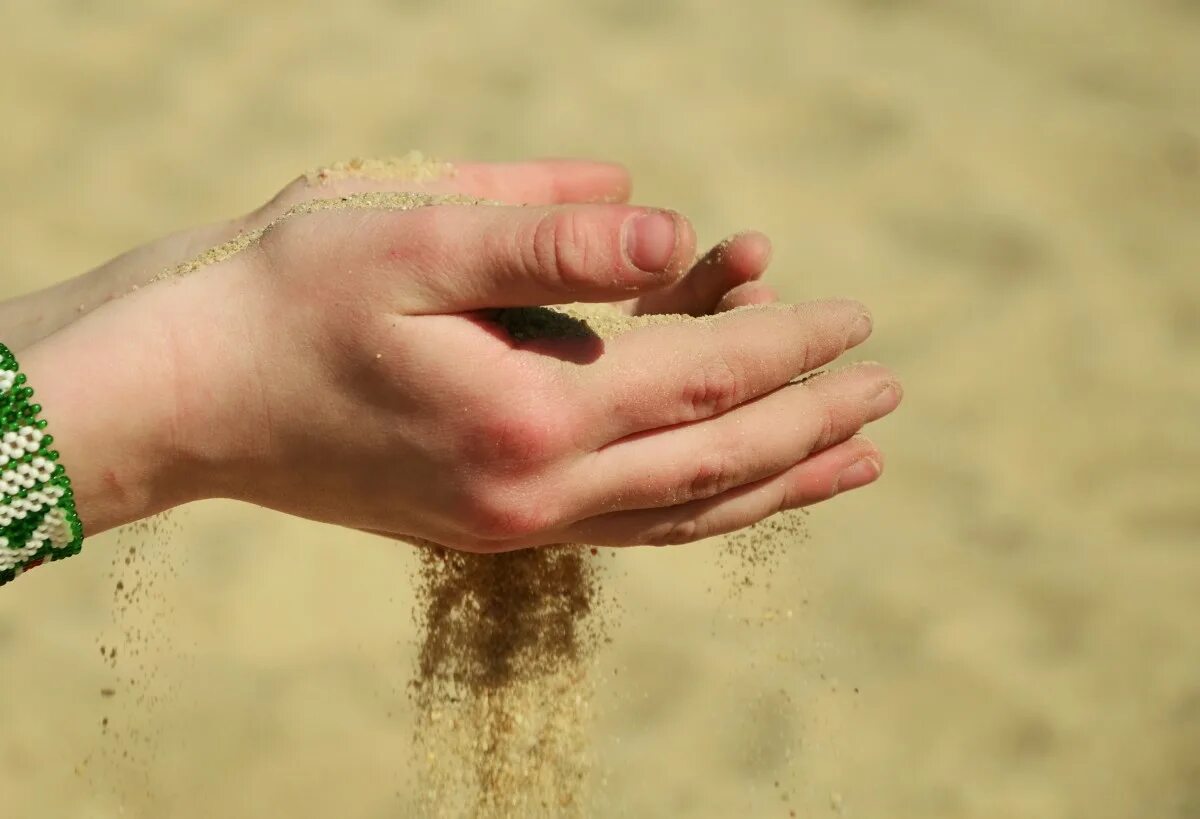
[869,380,902,414]
[848,312,873,345]
[835,456,881,494]
[625,211,678,273]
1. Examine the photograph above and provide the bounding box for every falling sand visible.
[303,150,456,187]
[136,174,806,817]
[407,304,806,818]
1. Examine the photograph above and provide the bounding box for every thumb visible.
[403,203,696,312]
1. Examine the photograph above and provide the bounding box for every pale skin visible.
[7,159,901,557]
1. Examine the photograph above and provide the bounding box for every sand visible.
[402,304,808,817]
[304,151,456,187]
[0,2,1198,817]
[408,544,602,818]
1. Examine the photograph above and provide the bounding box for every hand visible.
[20,162,900,550]
[248,157,780,318]
[3,158,773,349]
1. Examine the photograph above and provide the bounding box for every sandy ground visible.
[1,1,1198,816]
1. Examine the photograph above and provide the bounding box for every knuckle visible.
[685,450,737,502]
[795,336,816,375]
[255,214,304,262]
[281,172,314,198]
[258,176,304,218]
[645,517,703,547]
[782,304,820,370]
[462,487,550,541]
[532,210,596,287]
[681,354,742,420]
[468,404,566,469]
[245,173,322,231]
[811,404,838,453]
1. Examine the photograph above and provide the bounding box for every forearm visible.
[0,277,95,351]
[14,281,203,535]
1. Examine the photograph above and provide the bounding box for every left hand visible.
[242,157,780,317]
[29,158,776,344]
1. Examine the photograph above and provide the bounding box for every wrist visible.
[16,277,214,533]
[0,344,83,581]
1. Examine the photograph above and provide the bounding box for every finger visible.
[565,435,884,547]
[388,203,697,312]
[446,159,632,204]
[630,230,773,316]
[270,159,630,216]
[579,300,873,444]
[716,280,778,312]
[568,363,900,518]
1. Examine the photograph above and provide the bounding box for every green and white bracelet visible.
[0,342,83,586]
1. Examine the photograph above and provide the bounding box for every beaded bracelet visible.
[0,342,83,586]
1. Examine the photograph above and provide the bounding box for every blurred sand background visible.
[1,1,1198,816]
